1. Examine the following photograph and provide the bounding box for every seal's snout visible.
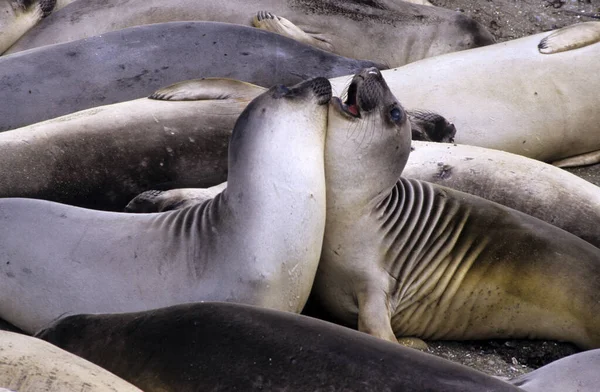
[309,77,332,105]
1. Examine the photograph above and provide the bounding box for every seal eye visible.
[390,107,402,122]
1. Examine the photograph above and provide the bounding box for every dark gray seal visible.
[0,20,381,131]
[35,302,521,392]
[0,77,331,334]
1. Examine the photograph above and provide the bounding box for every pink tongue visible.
[347,104,359,116]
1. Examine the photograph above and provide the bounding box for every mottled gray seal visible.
[405,141,600,249]
[5,0,495,67]
[314,67,600,350]
[0,78,263,211]
[330,22,600,165]
[509,349,600,392]
[0,77,331,334]
[35,302,521,392]
[0,0,75,54]
[0,330,142,392]
[0,21,381,131]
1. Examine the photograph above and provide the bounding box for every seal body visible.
[330,22,600,164]
[0,21,381,131]
[0,77,330,333]
[315,67,600,350]
[5,0,495,66]
[35,302,521,392]
[509,349,600,392]
[0,330,142,392]
[0,79,263,211]
[405,141,600,248]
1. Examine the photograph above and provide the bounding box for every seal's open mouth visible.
[333,77,362,119]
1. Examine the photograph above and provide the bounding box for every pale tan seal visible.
[0,77,331,334]
[0,330,141,392]
[330,22,600,166]
[5,0,495,67]
[313,67,600,351]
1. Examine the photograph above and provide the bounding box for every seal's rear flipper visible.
[252,11,333,52]
[552,150,600,168]
[538,22,600,54]
[149,78,266,101]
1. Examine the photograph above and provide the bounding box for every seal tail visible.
[538,21,600,54]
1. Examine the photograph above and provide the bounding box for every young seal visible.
[0,21,382,131]
[313,67,600,350]
[5,0,495,67]
[508,349,600,392]
[0,78,263,211]
[0,77,331,334]
[330,22,600,165]
[35,302,521,392]
[0,330,142,392]
[404,141,600,249]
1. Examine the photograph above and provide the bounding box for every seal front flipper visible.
[252,11,333,52]
[552,150,600,168]
[538,21,600,54]
[149,78,266,101]
[357,290,397,342]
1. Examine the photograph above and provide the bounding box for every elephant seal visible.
[35,302,521,392]
[313,67,600,350]
[0,0,75,54]
[0,21,382,131]
[0,78,263,211]
[5,0,495,66]
[125,183,227,213]
[0,77,331,334]
[0,330,142,392]
[404,141,600,249]
[330,22,600,165]
[508,349,599,392]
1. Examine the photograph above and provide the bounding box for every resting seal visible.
[0,78,263,211]
[404,141,600,249]
[35,302,521,392]
[330,22,600,165]
[0,21,381,131]
[508,349,600,391]
[5,0,495,67]
[0,77,331,333]
[0,330,141,392]
[313,67,600,350]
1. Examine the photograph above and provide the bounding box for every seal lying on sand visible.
[330,22,600,165]
[0,330,142,392]
[5,0,495,67]
[404,141,600,249]
[0,21,381,131]
[0,77,331,333]
[508,349,600,392]
[314,67,600,350]
[0,0,75,54]
[0,78,263,211]
[35,302,521,392]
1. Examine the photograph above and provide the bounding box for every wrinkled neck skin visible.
[324,105,411,219]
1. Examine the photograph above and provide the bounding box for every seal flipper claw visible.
[538,21,600,54]
[252,11,333,52]
[552,149,600,168]
[149,78,266,101]
[397,337,429,350]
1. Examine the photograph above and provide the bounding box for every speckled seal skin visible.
[35,302,522,392]
[5,0,494,67]
[0,77,330,334]
[314,67,600,351]
[0,21,382,131]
